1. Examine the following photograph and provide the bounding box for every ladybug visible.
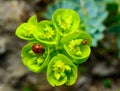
[32,44,45,54]
[82,39,87,45]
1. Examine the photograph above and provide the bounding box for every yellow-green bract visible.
[15,8,92,87]
[47,54,78,86]
[21,42,50,73]
[15,15,37,40]
[32,20,59,44]
[61,31,92,64]
[52,9,80,36]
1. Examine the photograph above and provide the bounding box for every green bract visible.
[15,9,92,87]
[33,20,59,44]
[61,31,92,64]
[16,15,38,40]
[52,9,80,36]
[61,31,92,46]
[47,54,77,86]
[21,42,49,73]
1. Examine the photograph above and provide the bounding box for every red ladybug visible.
[32,44,45,54]
[82,39,87,45]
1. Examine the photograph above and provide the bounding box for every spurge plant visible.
[15,9,92,86]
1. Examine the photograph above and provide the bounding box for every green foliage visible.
[79,66,87,74]
[103,78,112,88]
[106,2,120,59]
[44,0,108,47]
[16,9,92,86]
[22,86,33,91]
[109,25,120,58]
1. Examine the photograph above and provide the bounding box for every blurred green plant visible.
[44,0,108,47]
[109,25,120,58]
[22,86,33,91]
[103,78,112,88]
[16,9,92,86]
[105,1,120,59]
[79,66,87,74]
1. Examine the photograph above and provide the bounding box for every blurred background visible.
[0,0,120,91]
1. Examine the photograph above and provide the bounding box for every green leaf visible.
[15,15,38,40]
[103,78,112,88]
[28,15,38,24]
[47,54,77,86]
[21,42,49,73]
[61,31,92,64]
[52,8,80,36]
[33,20,59,44]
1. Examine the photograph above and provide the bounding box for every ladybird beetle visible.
[82,39,87,44]
[32,44,45,54]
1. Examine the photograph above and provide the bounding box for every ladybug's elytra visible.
[32,44,45,54]
[82,39,87,45]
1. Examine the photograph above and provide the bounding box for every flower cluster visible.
[15,9,92,86]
